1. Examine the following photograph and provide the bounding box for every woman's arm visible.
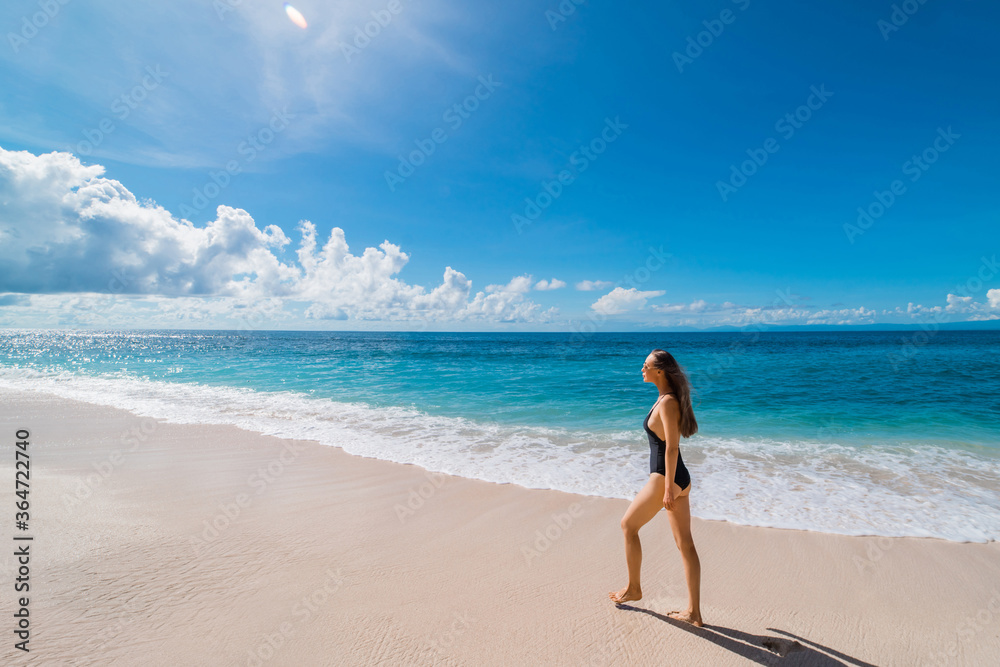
[658,398,682,508]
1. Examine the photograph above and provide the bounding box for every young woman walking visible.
[608,348,702,627]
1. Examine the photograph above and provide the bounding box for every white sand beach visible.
[1,386,998,666]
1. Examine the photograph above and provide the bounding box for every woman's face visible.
[642,355,657,383]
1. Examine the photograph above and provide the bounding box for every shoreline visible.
[1,366,997,544]
[1,386,999,665]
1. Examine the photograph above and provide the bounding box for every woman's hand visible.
[663,487,675,511]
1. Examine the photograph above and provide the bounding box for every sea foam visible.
[1,365,997,543]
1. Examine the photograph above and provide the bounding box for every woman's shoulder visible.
[658,393,680,410]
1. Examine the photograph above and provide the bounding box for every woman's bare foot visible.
[667,609,703,627]
[608,585,642,604]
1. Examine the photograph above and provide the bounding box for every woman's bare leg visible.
[664,489,703,626]
[609,473,665,604]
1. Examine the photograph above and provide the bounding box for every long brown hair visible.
[649,348,698,438]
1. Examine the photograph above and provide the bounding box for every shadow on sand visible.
[612,604,879,666]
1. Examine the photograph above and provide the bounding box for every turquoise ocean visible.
[1,329,998,542]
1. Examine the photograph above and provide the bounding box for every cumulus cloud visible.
[0,147,295,296]
[0,147,554,325]
[576,279,614,291]
[590,287,665,315]
[651,299,713,315]
[0,292,294,330]
[946,294,973,310]
[899,290,999,320]
[484,275,533,294]
[802,306,877,325]
[650,291,1000,329]
[534,278,566,291]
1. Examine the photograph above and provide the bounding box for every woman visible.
[608,348,702,627]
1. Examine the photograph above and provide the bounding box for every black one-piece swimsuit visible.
[644,394,691,490]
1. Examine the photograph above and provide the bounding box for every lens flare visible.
[284,3,307,29]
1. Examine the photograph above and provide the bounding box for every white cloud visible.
[575,279,614,291]
[534,278,566,291]
[484,275,533,294]
[0,294,30,307]
[946,294,973,310]
[688,299,708,313]
[804,306,876,325]
[651,298,712,314]
[0,292,293,330]
[590,287,665,315]
[0,147,553,325]
[904,291,999,319]
[644,289,1000,329]
[0,147,294,296]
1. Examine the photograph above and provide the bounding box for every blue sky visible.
[0,0,998,330]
